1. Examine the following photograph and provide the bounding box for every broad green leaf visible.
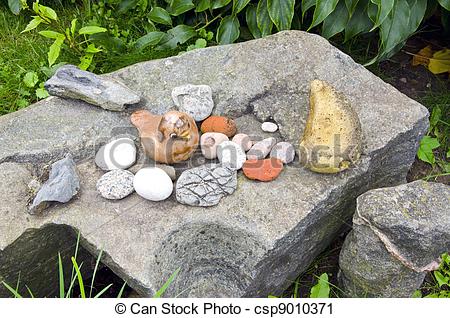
[78,26,107,35]
[257,0,273,36]
[39,5,58,21]
[23,72,38,88]
[22,16,44,33]
[301,0,316,19]
[407,0,427,32]
[438,0,450,10]
[267,0,295,31]
[211,0,232,9]
[36,85,49,100]
[345,0,360,18]
[378,0,411,56]
[322,0,349,39]
[310,273,330,298]
[79,53,94,70]
[48,37,64,66]
[135,31,165,50]
[195,0,211,12]
[417,136,440,164]
[39,30,64,39]
[246,4,262,38]
[309,0,340,30]
[370,0,394,30]
[216,15,240,44]
[168,0,195,15]
[149,7,172,25]
[70,19,77,37]
[434,271,449,287]
[157,25,197,50]
[85,44,102,53]
[344,0,373,41]
[8,0,21,15]
[233,0,251,14]
[117,0,139,13]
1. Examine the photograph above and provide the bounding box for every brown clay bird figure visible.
[131,110,199,164]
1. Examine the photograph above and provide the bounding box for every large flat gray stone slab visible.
[0,31,428,297]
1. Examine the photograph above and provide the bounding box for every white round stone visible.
[95,138,136,171]
[261,122,278,132]
[133,168,173,201]
[201,132,229,159]
[217,141,247,170]
[232,133,252,151]
[96,169,134,200]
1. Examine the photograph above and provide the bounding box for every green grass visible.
[0,2,178,115]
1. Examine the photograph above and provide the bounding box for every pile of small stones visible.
[93,83,295,207]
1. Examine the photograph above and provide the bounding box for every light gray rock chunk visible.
[29,155,80,213]
[45,65,140,111]
[176,164,237,207]
[172,84,214,121]
[247,137,277,160]
[0,31,429,298]
[217,141,246,170]
[270,142,295,164]
[97,169,134,200]
[339,181,450,297]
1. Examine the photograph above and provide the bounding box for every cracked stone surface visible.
[338,181,450,297]
[0,31,428,297]
[176,164,237,207]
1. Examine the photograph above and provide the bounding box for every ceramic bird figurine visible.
[131,110,199,164]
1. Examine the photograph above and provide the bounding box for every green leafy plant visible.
[415,253,450,298]
[309,273,330,298]
[417,91,450,179]
[1,232,180,298]
[21,1,107,70]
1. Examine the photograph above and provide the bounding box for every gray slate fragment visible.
[339,181,450,297]
[96,169,135,200]
[45,64,140,111]
[172,84,214,121]
[176,164,237,207]
[247,137,277,160]
[29,155,80,213]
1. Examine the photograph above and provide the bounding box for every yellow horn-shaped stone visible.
[300,80,362,174]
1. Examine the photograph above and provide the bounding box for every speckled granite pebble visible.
[96,169,135,200]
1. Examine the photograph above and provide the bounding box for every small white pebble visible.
[261,122,278,133]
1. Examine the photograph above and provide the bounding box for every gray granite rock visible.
[45,65,141,111]
[176,164,237,207]
[29,155,80,214]
[96,169,135,200]
[0,31,429,298]
[172,84,214,121]
[339,181,450,297]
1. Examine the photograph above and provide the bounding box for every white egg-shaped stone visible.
[217,141,247,170]
[95,138,136,171]
[133,168,173,201]
[261,122,278,132]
